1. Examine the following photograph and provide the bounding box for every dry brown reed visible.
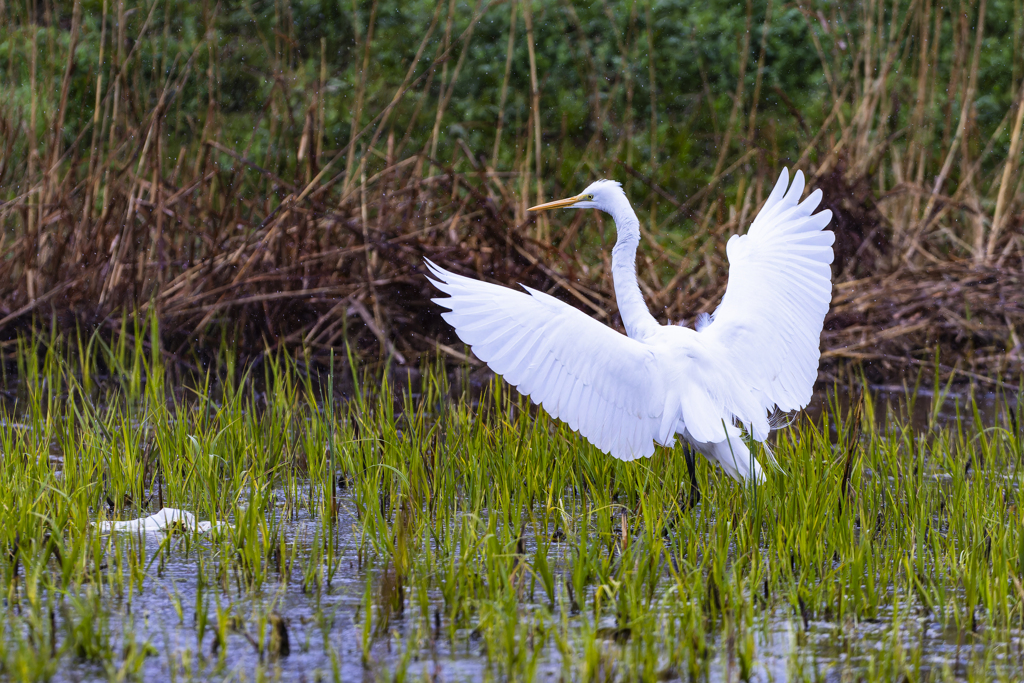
[0,0,1021,383]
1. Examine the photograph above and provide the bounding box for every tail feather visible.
[683,424,765,483]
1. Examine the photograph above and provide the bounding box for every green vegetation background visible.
[2,0,1022,221]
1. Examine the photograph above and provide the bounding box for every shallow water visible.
[49,486,1024,682]
[7,380,1024,682]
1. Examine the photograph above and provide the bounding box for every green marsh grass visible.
[0,325,1023,680]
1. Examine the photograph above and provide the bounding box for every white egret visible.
[425,168,834,483]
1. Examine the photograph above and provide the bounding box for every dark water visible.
[804,383,1016,431]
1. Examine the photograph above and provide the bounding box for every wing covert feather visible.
[425,259,667,461]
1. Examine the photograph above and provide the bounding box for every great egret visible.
[425,168,834,483]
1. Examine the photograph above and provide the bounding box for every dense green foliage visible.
[2,0,1022,212]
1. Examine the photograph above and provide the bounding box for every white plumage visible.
[426,169,834,481]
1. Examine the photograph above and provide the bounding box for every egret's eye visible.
[587,194,595,200]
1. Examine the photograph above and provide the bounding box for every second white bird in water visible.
[426,168,834,482]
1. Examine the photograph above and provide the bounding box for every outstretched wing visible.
[701,168,835,432]
[425,259,667,460]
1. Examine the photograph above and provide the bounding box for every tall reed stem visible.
[523,0,545,240]
[491,0,517,171]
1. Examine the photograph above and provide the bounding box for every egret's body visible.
[426,169,834,481]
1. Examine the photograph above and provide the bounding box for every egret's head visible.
[528,179,625,214]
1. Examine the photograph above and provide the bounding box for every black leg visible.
[684,445,701,510]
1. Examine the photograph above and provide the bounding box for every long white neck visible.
[604,194,659,339]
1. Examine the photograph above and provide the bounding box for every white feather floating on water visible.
[95,508,232,534]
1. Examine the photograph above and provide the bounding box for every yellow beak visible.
[527,195,584,212]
